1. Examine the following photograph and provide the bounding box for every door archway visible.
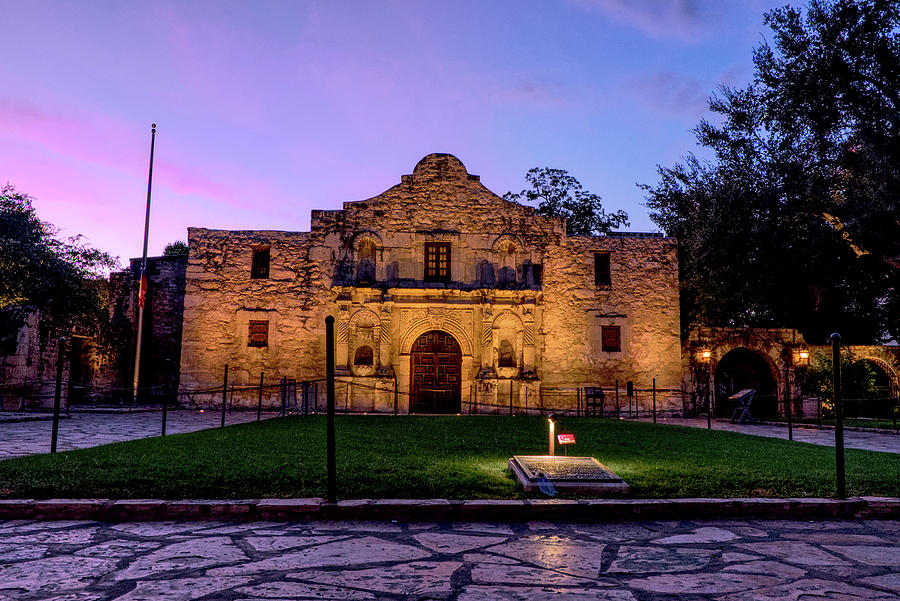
[409,330,462,413]
[715,348,778,418]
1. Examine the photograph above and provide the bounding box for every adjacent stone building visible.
[178,154,683,413]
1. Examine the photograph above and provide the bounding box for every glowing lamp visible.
[548,416,556,456]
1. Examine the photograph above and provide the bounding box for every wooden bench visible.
[729,388,757,424]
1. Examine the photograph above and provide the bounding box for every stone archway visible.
[715,347,778,418]
[409,330,462,414]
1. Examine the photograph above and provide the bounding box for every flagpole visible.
[133,123,156,407]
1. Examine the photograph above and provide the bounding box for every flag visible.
[138,269,148,309]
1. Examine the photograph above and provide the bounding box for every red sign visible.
[557,433,576,444]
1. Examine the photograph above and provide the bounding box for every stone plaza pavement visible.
[0,518,898,600]
[641,417,900,454]
[0,411,281,460]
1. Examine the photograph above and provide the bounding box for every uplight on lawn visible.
[509,415,629,496]
[548,417,555,456]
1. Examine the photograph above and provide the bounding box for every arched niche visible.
[492,312,524,376]
[353,231,382,284]
[348,308,380,375]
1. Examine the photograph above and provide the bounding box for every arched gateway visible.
[409,330,462,413]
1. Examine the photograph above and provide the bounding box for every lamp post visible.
[699,349,712,429]
[548,416,556,456]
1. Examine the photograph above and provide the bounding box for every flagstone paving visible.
[641,417,900,454]
[0,518,897,600]
[0,410,280,459]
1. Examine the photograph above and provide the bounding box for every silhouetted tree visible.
[505,168,628,236]
[645,0,900,343]
[162,240,188,256]
[0,185,118,336]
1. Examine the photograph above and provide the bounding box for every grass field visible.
[1,415,898,499]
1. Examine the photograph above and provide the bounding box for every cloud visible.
[0,97,284,211]
[569,0,719,42]
[624,71,711,117]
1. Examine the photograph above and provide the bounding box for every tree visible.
[504,168,628,236]
[0,185,118,336]
[644,0,900,343]
[163,240,188,256]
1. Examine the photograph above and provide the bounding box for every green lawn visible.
[1,415,898,499]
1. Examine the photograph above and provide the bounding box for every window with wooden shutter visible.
[248,320,269,347]
[601,325,621,352]
[424,242,450,282]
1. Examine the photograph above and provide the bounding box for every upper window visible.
[594,252,611,287]
[248,320,269,347]
[424,242,450,282]
[601,325,621,353]
[251,247,270,279]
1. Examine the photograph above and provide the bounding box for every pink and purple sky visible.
[1,0,790,266]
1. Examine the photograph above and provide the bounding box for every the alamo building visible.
[174,153,682,413]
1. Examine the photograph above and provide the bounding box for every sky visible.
[0,0,793,266]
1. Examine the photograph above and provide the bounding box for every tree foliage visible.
[0,185,118,335]
[645,0,900,343]
[504,168,628,236]
[163,240,188,256]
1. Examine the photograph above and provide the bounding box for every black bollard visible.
[785,363,793,441]
[50,337,65,453]
[162,380,168,436]
[257,372,264,421]
[325,316,337,503]
[615,379,619,419]
[830,333,846,499]
[221,364,229,428]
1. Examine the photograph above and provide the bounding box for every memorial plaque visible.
[508,455,629,495]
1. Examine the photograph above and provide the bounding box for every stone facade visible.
[178,154,683,414]
[109,255,188,403]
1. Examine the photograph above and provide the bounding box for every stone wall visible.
[179,154,683,414]
[0,308,68,410]
[108,255,187,403]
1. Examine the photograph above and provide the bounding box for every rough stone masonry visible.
[177,153,682,413]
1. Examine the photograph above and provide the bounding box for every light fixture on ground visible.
[508,414,629,496]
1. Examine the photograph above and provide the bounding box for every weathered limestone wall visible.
[541,235,682,412]
[107,256,187,402]
[179,229,329,407]
[179,154,684,414]
[0,308,69,410]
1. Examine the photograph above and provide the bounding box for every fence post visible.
[257,372,264,421]
[221,364,228,428]
[509,381,513,416]
[627,381,633,418]
[830,333,846,500]
[325,315,337,504]
[784,363,793,441]
[50,337,65,454]
[615,379,619,419]
[652,379,657,424]
[162,380,168,436]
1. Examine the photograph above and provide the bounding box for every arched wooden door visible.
[410,330,462,413]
